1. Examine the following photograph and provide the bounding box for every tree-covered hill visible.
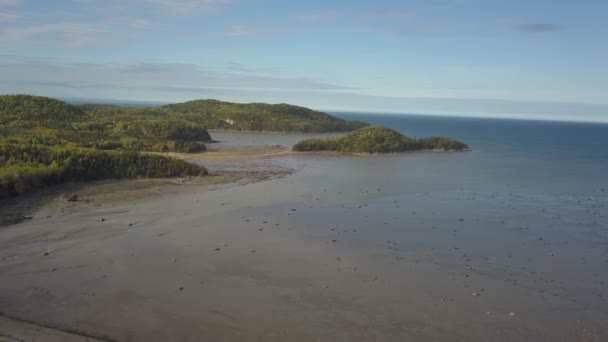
[0,95,210,197]
[0,94,369,197]
[292,126,470,154]
[0,95,85,128]
[162,99,368,133]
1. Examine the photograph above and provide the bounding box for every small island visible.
[292,126,470,154]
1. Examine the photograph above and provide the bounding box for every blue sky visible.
[1,0,607,122]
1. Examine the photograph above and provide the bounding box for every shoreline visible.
[0,142,295,228]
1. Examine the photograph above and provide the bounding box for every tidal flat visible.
[1,127,607,342]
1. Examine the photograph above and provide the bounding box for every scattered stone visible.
[258,228,264,231]
[213,248,221,251]
[49,268,57,272]
[291,209,297,212]
[178,287,184,291]
[63,194,78,202]
[332,240,337,243]
[472,292,480,296]
[129,223,133,227]
[459,218,464,222]
[322,285,328,289]
[372,276,379,280]
[250,250,256,253]
[42,252,49,256]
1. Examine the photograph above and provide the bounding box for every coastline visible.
[0,143,294,228]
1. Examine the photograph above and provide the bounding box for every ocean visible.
[208,113,608,340]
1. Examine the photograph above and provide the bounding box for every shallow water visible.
[1,115,607,341]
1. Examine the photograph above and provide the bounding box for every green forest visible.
[1,95,367,197]
[292,126,470,154]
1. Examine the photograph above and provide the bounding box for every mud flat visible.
[1,132,607,342]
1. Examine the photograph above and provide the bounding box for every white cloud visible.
[0,0,21,7]
[0,55,351,95]
[0,12,19,22]
[139,0,234,14]
[224,24,258,37]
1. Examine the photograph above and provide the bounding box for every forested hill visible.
[162,99,368,132]
[0,94,367,197]
[1,95,209,197]
[292,126,470,154]
[0,94,85,125]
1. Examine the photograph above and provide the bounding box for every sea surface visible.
[210,114,608,340]
[1,113,607,341]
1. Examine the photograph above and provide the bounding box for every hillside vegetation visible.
[0,94,366,196]
[292,126,469,154]
[162,100,368,132]
[0,95,213,197]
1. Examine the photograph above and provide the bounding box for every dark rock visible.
[63,194,78,202]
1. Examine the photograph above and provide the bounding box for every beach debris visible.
[129,223,133,227]
[258,228,264,231]
[62,194,78,202]
[322,285,329,289]
[509,312,516,317]
[459,218,465,221]
[250,250,256,253]
[332,239,337,243]
[98,218,106,222]
[49,268,57,272]
[178,287,184,291]
[213,247,221,251]
[372,276,379,280]
[291,209,297,212]
[472,292,480,296]
[42,252,49,256]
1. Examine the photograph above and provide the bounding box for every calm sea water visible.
[334,113,608,194]
[210,114,608,340]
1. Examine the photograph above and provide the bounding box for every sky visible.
[1,0,607,122]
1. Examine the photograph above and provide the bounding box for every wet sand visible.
[1,134,607,341]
